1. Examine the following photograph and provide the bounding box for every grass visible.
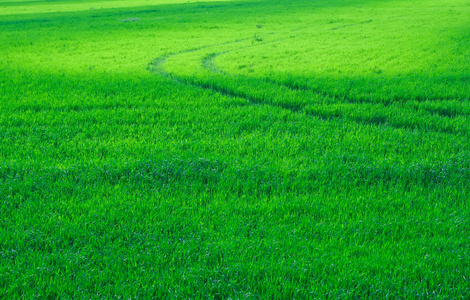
[1,0,469,298]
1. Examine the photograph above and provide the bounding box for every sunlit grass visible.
[1,0,469,298]
[0,0,236,16]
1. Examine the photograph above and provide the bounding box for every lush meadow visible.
[1,0,469,298]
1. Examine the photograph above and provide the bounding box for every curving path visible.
[147,31,470,135]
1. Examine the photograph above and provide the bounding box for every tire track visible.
[148,33,469,135]
[196,46,470,135]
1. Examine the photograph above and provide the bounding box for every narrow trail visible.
[148,35,311,112]
[148,30,373,109]
[147,30,469,135]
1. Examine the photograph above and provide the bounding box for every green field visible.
[1,0,469,298]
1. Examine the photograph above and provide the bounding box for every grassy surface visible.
[1,0,469,298]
